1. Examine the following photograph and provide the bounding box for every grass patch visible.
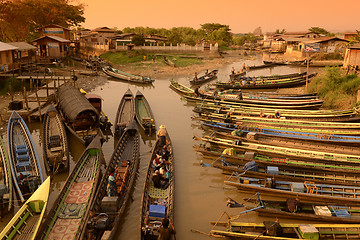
[170,57,202,67]
[308,67,360,109]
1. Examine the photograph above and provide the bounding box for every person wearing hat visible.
[157,124,167,148]
[107,173,117,197]
[152,170,166,188]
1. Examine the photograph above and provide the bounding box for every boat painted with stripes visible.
[102,66,154,84]
[37,135,102,240]
[0,176,50,240]
[0,135,12,213]
[7,110,43,202]
[114,89,135,137]
[135,90,156,134]
[82,122,140,239]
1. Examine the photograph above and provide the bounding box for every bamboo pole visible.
[35,91,42,122]
[23,86,30,122]
[9,81,13,101]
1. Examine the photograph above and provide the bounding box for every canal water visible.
[1,54,319,239]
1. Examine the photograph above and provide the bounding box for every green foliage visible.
[308,27,330,36]
[100,51,152,64]
[0,0,85,42]
[171,57,202,67]
[232,33,259,46]
[308,67,360,109]
[275,29,286,34]
[131,35,145,46]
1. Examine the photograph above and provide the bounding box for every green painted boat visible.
[37,135,102,240]
[169,79,194,96]
[135,90,156,134]
[210,222,360,239]
[0,135,12,213]
[0,176,50,240]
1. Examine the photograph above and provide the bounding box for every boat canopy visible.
[58,85,99,123]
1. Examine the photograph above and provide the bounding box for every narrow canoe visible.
[102,66,154,84]
[163,56,176,67]
[169,79,194,96]
[190,69,218,85]
[210,222,360,239]
[0,176,50,240]
[135,90,156,134]
[38,135,103,240]
[42,104,69,173]
[249,199,360,223]
[140,131,174,239]
[114,89,135,137]
[225,177,360,205]
[0,135,12,212]
[7,110,43,202]
[82,121,140,239]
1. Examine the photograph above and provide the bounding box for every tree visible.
[201,23,232,46]
[0,0,85,42]
[275,29,286,34]
[348,30,360,45]
[253,27,262,36]
[131,35,145,46]
[309,27,330,36]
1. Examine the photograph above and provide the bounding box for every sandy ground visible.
[0,51,247,131]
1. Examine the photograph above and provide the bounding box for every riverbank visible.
[0,50,253,131]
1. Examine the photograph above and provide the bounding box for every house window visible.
[60,45,63,52]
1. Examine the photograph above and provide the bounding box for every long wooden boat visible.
[7,110,43,202]
[140,131,174,239]
[190,69,218,85]
[229,70,246,81]
[194,144,360,174]
[244,71,308,80]
[114,89,135,137]
[0,176,50,240]
[212,157,360,186]
[225,176,360,205]
[58,85,101,146]
[246,62,276,70]
[210,221,360,239]
[37,135,103,240]
[135,90,156,134]
[185,95,323,110]
[195,103,358,122]
[102,66,154,84]
[201,121,360,146]
[0,135,12,212]
[82,121,140,239]
[42,104,69,173]
[198,135,360,166]
[169,79,194,96]
[163,56,176,67]
[215,73,317,90]
[247,198,360,223]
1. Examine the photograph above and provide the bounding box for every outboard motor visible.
[95,213,110,231]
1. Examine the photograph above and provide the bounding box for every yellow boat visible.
[0,176,50,240]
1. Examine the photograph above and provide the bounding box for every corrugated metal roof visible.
[7,42,36,50]
[33,36,70,43]
[350,43,360,49]
[0,42,18,51]
[58,85,99,122]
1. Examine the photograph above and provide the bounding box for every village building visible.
[299,37,349,53]
[79,27,116,52]
[343,43,360,70]
[114,33,168,50]
[344,32,359,41]
[33,24,71,59]
[7,42,37,63]
[0,42,18,72]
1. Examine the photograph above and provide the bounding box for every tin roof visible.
[0,42,18,51]
[7,42,36,50]
[33,36,70,43]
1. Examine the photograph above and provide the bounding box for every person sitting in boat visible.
[107,174,117,197]
[231,66,235,75]
[157,125,168,148]
[157,218,176,240]
[152,170,167,189]
[252,77,256,85]
[241,79,246,86]
[205,69,209,75]
[153,154,164,170]
[275,110,281,119]
[160,167,170,181]
[286,197,302,213]
[242,63,246,71]
[260,110,267,118]
[238,90,243,100]
[160,145,170,161]
[194,87,200,97]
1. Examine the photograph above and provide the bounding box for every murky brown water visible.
[0,54,319,239]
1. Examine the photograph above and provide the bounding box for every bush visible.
[0,77,30,95]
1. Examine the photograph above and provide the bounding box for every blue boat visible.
[7,111,43,202]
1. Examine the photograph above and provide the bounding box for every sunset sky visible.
[82,0,359,33]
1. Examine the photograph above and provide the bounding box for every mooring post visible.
[35,91,42,122]
[23,86,30,123]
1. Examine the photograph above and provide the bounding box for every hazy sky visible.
[82,0,359,33]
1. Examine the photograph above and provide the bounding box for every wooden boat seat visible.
[16,161,30,170]
[15,145,28,154]
[50,146,63,152]
[49,135,61,149]
[16,153,29,161]
[329,206,351,218]
[313,206,332,216]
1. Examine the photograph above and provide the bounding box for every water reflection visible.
[0,54,319,239]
